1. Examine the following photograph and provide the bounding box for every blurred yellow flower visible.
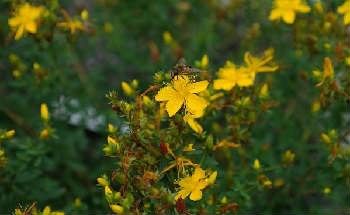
[316,57,334,86]
[74,198,82,207]
[314,1,324,14]
[97,177,109,187]
[42,206,64,215]
[337,0,350,25]
[110,204,124,214]
[269,0,310,24]
[105,186,113,195]
[1,130,15,139]
[142,95,153,107]
[41,103,49,122]
[244,51,278,74]
[213,61,254,90]
[263,179,273,188]
[282,150,295,165]
[206,171,217,185]
[14,209,23,215]
[163,31,173,44]
[200,54,209,69]
[175,167,209,201]
[346,57,350,65]
[81,9,89,21]
[8,3,45,40]
[107,123,117,133]
[323,187,331,194]
[121,81,134,96]
[321,133,331,144]
[58,20,84,34]
[107,136,118,145]
[155,76,208,117]
[259,83,269,98]
[57,11,84,34]
[40,128,50,139]
[311,100,321,112]
[43,206,51,215]
[253,159,261,170]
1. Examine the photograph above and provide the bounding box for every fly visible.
[170,58,202,80]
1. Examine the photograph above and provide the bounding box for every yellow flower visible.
[213,61,255,90]
[244,51,278,74]
[155,76,208,117]
[269,0,310,24]
[57,11,84,34]
[41,103,49,122]
[175,167,209,201]
[316,57,334,86]
[8,3,44,40]
[338,0,350,25]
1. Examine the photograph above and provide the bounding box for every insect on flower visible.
[170,58,203,80]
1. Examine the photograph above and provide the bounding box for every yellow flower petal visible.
[26,21,37,33]
[189,188,203,201]
[155,86,177,101]
[175,188,191,200]
[185,94,208,114]
[283,11,296,24]
[213,79,235,90]
[207,171,217,185]
[166,95,184,117]
[188,80,209,94]
[192,167,206,181]
[269,9,282,20]
[296,4,310,13]
[8,17,21,27]
[183,114,203,133]
[14,25,24,40]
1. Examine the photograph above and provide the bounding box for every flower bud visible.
[110,204,124,214]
